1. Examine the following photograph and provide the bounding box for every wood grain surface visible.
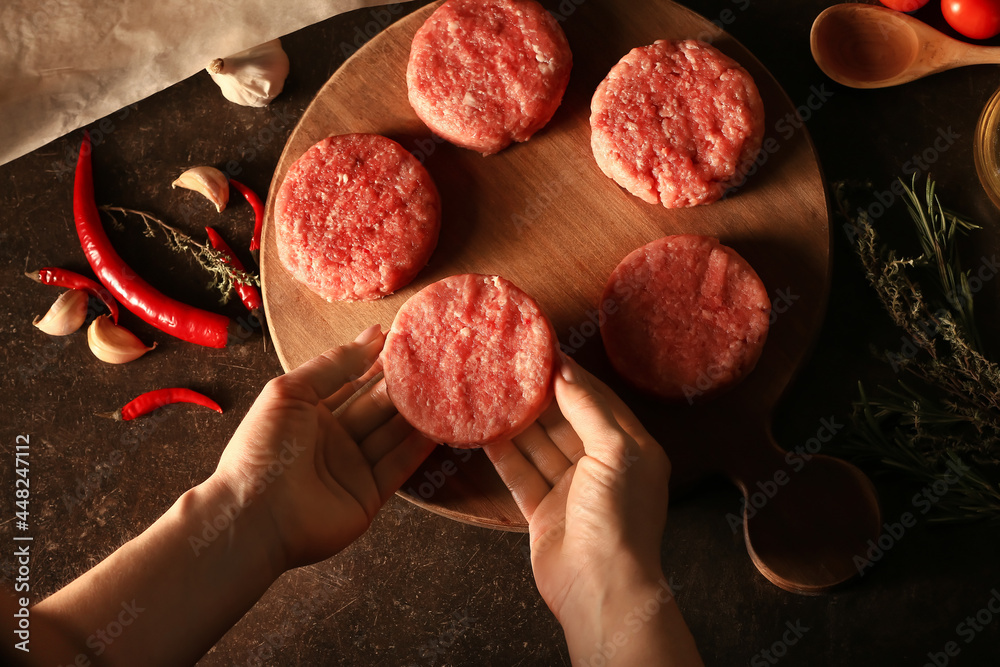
[261,0,876,591]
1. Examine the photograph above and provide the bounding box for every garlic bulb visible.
[33,289,88,336]
[172,166,229,212]
[87,315,156,364]
[207,39,289,107]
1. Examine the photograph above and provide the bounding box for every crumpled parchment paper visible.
[0,0,413,166]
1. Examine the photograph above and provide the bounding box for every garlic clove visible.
[33,289,89,335]
[172,166,229,212]
[207,39,289,107]
[87,315,156,364]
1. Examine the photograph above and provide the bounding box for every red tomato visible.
[943,0,1000,39]
[879,0,930,11]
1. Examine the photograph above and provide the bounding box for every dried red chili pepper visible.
[204,226,263,315]
[73,132,232,347]
[101,387,223,421]
[228,178,264,261]
[26,267,120,323]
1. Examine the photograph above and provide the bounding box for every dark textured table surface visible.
[3,1,1000,665]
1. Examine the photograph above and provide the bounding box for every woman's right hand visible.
[485,355,702,666]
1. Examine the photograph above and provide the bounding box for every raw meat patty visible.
[590,40,765,208]
[600,235,770,402]
[406,0,573,155]
[275,134,440,302]
[383,274,557,447]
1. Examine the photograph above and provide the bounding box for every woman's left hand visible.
[213,325,437,570]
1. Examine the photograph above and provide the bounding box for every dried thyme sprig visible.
[99,206,260,305]
[834,175,1000,524]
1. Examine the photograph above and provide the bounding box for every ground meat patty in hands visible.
[383,274,557,447]
[406,0,573,155]
[600,235,770,403]
[275,134,440,302]
[590,39,765,208]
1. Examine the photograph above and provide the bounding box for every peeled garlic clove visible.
[207,39,289,107]
[172,166,229,212]
[87,315,156,364]
[33,289,88,336]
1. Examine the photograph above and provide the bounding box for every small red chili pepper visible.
[74,132,233,348]
[26,267,120,323]
[99,388,223,421]
[204,226,263,315]
[228,179,264,262]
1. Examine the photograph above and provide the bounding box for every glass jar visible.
[974,84,1000,211]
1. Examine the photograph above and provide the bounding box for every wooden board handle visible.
[729,424,883,594]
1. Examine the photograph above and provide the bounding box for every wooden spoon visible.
[810,3,1000,88]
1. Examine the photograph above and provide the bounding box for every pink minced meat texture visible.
[590,40,765,208]
[600,235,771,402]
[406,0,572,155]
[383,274,557,447]
[275,134,440,302]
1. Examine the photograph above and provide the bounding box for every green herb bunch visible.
[835,175,1000,523]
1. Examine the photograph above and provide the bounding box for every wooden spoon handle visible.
[728,423,883,594]
[953,44,1000,67]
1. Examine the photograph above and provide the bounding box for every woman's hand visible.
[33,326,438,667]
[485,355,702,666]
[213,324,437,570]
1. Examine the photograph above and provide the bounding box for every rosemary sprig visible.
[835,175,1000,524]
[100,206,260,304]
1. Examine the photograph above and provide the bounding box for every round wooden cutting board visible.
[262,0,837,551]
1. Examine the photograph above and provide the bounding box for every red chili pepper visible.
[74,132,232,348]
[228,179,264,261]
[204,227,263,314]
[26,267,120,323]
[101,387,223,421]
